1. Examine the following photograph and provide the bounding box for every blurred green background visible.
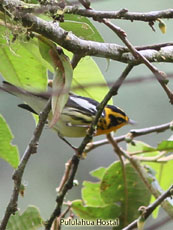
[0,0,173,229]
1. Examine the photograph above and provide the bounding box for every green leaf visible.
[81,168,106,207]
[37,37,110,103]
[71,54,113,104]
[142,145,156,152]
[72,200,121,220]
[82,181,106,206]
[90,167,106,180]
[72,165,121,221]
[127,140,150,152]
[100,161,151,225]
[142,140,173,153]
[40,13,104,42]
[23,37,53,73]
[60,14,104,42]
[127,141,173,218]
[128,140,158,155]
[74,160,150,228]
[0,24,111,106]
[149,160,173,218]
[38,36,73,127]
[130,140,173,153]
[37,36,55,69]
[50,58,73,127]
[0,24,110,104]
[158,161,173,190]
[100,161,124,204]
[127,141,173,189]
[60,16,108,103]
[0,26,47,91]
[59,49,112,104]
[0,115,19,168]
[157,140,173,151]
[7,206,43,230]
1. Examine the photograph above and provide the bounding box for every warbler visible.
[3,81,134,138]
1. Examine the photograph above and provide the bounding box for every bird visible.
[2,81,134,139]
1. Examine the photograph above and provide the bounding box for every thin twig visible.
[78,0,90,9]
[110,142,173,230]
[107,133,128,227]
[71,53,83,69]
[0,99,51,230]
[122,185,173,230]
[1,74,173,100]
[56,159,73,192]
[135,43,173,51]
[77,64,133,153]
[132,155,171,163]
[102,19,173,104]
[86,121,173,153]
[53,202,72,230]
[64,6,173,22]
[78,1,173,103]
[6,1,173,22]
[108,141,173,229]
[44,64,133,230]
[44,153,79,230]
[113,144,173,219]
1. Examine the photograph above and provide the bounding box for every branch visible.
[76,2,173,103]
[64,7,173,22]
[107,134,128,226]
[102,19,173,103]
[1,1,173,65]
[122,185,173,230]
[0,99,51,230]
[1,73,173,100]
[7,1,173,22]
[86,121,173,153]
[44,64,133,230]
[135,43,173,51]
[119,145,173,216]
[130,151,169,163]
[71,53,83,69]
[107,135,173,229]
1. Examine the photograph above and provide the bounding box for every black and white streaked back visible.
[66,93,104,117]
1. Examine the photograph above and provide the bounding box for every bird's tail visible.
[2,81,24,96]
[2,81,48,115]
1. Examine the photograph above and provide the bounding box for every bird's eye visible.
[117,117,125,123]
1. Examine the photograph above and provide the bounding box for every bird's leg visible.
[57,133,89,159]
[58,132,78,152]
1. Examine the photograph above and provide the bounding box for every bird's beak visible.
[128,119,137,125]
